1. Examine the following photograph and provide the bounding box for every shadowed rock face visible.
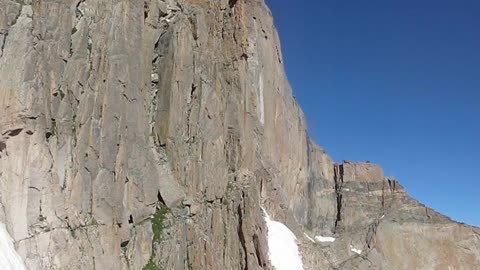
[0,0,478,269]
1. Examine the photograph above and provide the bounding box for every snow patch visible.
[0,223,27,270]
[315,235,336,243]
[303,233,315,243]
[262,208,304,270]
[258,75,265,125]
[350,245,362,255]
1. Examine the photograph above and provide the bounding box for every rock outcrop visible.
[0,0,478,269]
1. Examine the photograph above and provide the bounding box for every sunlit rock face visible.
[0,0,479,269]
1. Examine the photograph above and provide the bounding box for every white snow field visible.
[0,223,27,270]
[315,235,336,243]
[350,244,362,255]
[262,208,304,270]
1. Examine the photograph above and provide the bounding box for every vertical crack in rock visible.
[0,141,6,154]
[334,164,344,233]
[0,32,7,58]
[387,178,396,193]
[252,233,264,268]
[365,219,380,249]
[237,196,248,270]
[229,0,239,8]
[381,179,386,211]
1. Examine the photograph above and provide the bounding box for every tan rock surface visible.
[0,0,478,269]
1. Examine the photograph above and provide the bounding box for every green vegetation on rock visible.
[152,205,170,244]
[142,206,170,270]
[143,258,160,270]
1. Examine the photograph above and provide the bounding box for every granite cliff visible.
[0,0,479,269]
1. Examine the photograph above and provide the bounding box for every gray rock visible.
[0,0,478,269]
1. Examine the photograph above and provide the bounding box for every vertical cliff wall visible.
[1,0,479,269]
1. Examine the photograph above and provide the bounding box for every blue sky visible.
[265,0,480,226]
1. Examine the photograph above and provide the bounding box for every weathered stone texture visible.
[0,0,479,269]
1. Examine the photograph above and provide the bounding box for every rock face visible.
[0,0,479,269]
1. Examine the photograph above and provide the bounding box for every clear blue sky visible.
[265,0,480,227]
